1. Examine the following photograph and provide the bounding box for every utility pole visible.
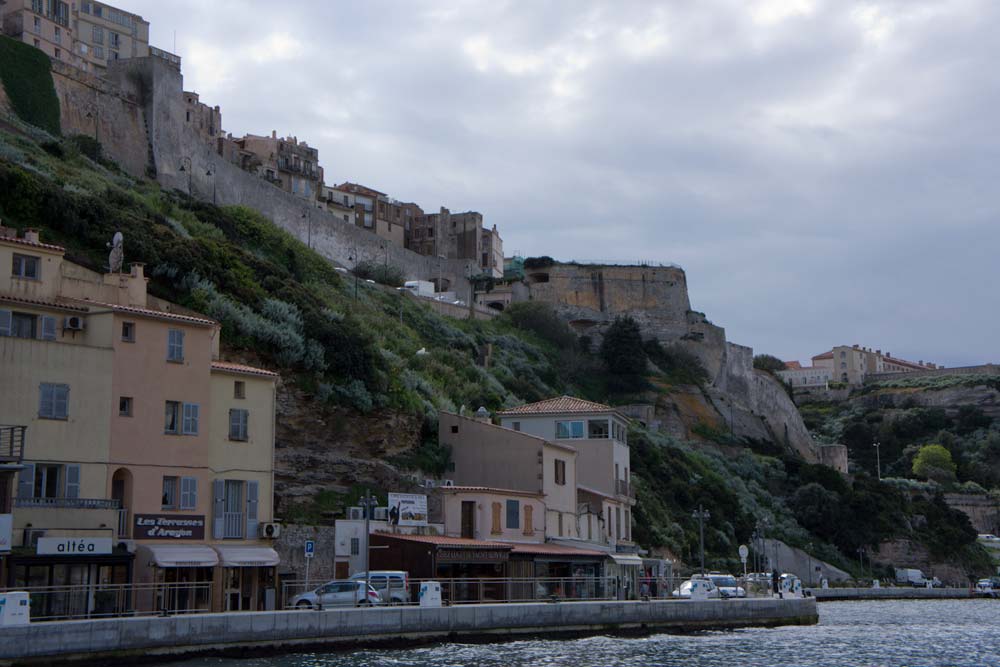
[359,490,378,605]
[692,505,710,576]
[873,440,882,480]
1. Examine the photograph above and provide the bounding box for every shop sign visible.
[37,537,113,555]
[0,514,11,553]
[387,493,428,526]
[437,548,509,563]
[134,514,206,540]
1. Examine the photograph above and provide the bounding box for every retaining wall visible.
[0,598,816,665]
[806,587,972,601]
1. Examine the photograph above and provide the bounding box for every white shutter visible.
[183,403,199,434]
[246,480,259,539]
[54,385,69,419]
[65,464,80,499]
[180,476,197,509]
[0,309,12,336]
[40,315,56,340]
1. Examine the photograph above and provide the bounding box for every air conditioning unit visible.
[423,479,437,489]
[259,522,281,539]
[442,479,455,487]
[372,507,388,521]
[63,316,85,331]
[348,507,364,520]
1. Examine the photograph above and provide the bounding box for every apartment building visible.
[0,227,279,614]
[331,183,418,247]
[220,132,323,202]
[183,91,222,147]
[408,208,503,279]
[1,0,73,65]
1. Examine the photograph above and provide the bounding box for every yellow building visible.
[0,227,279,615]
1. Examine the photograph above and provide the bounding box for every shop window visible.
[506,500,519,529]
[39,383,69,419]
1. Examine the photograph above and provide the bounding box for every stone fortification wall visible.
[865,363,1000,384]
[943,493,1000,535]
[49,59,150,177]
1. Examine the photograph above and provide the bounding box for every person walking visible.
[772,569,780,598]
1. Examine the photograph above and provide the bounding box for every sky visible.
[127,0,998,368]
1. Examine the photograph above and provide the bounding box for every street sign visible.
[304,540,315,559]
[738,544,749,562]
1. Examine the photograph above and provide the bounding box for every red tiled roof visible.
[0,293,88,313]
[211,361,279,378]
[497,396,618,416]
[883,356,924,370]
[70,299,217,326]
[372,533,512,549]
[0,235,65,253]
[438,486,543,498]
[812,351,834,360]
[507,542,608,558]
[784,361,803,370]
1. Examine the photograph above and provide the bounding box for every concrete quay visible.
[0,598,817,665]
[807,587,972,601]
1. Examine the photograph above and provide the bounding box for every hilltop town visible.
[0,0,997,623]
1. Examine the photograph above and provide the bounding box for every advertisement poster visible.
[387,493,428,526]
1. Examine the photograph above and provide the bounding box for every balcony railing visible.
[0,425,26,462]
[117,508,130,538]
[149,45,182,69]
[16,497,121,510]
[615,479,634,499]
[223,511,243,539]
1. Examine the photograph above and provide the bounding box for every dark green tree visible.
[753,354,787,373]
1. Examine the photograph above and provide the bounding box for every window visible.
[162,476,178,509]
[350,537,360,555]
[39,383,69,419]
[505,500,519,529]
[558,512,564,536]
[588,419,609,438]
[92,25,103,44]
[234,381,245,399]
[93,46,104,59]
[180,476,197,510]
[108,31,119,48]
[12,254,40,279]
[164,401,180,433]
[40,314,60,340]
[32,464,63,498]
[615,507,622,540]
[524,505,534,535]
[109,50,118,61]
[11,313,36,339]
[624,509,630,540]
[119,396,132,417]
[32,0,43,13]
[555,420,584,439]
[121,321,135,342]
[167,329,184,362]
[33,39,40,48]
[451,425,458,434]
[82,1,91,12]
[511,421,521,432]
[54,48,61,59]
[229,409,248,441]
[34,17,41,32]
[182,403,199,435]
[554,459,566,485]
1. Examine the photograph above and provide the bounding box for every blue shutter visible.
[39,384,54,418]
[64,465,80,499]
[180,476,197,510]
[246,480,259,539]
[54,385,69,419]
[0,309,12,336]
[212,479,225,539]
[17,463,34,499]
[40,316,56,341]
[183,403,199,434]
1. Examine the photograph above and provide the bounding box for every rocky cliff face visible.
[856,384,1000,420]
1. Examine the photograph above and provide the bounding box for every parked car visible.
[291,580,381,609]
[672,576,720,599]
[975,579,997,598]
[349,571,411,604]
[707,573,746,598]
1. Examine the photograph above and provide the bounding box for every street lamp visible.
[178,156,192,196]
[347,250,359,300]
[358,490,379,605]
[692,505,710,576]
[873,440,882,480]
[302,210,312,249]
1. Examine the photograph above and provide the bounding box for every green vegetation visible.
[0,36,61,136]
[912,444,957,484]
[600,317,649,393]
[863,373,1000,392]
[753,354,787,373]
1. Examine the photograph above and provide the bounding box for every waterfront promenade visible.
[0,598,816,665]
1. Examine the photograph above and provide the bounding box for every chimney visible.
[271,130,277,139]
[126,263,148,306]
[130,263,145,279]
[24,228,40,244]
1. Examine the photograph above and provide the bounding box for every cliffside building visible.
[408,208,503,279]
[782,345,940,387]
[0,227,280,614]
[219,132,324,202]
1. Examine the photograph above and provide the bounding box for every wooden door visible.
[461,501,475,539]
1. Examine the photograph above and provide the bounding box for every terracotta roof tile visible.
[211,361,279,378]
[812,351,834,360]
[497,396,618,416]
[0,235,65,253]
[372,533,512,549]
[784,361,803,370]
[438,486,543,498]
[70,299,217,326]
[0,293,89,313]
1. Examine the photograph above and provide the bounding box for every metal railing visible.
[117,508,130,538]
[15,497,120,510]
[0,425,25,461]
[223,511,243,538]
[0,582,213,622]
[615,479,634,498]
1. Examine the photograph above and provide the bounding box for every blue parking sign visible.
[304,540,315,559]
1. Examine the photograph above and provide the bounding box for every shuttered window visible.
[228,409,248,441]
[491,502,501,534]
[64,464,80,499]
[39,383,69,419]
[0,310,10,336]
[524,505,534,535]
[180,476,198,510]
[182,403,199,435]
[167,329,184,362]
[40,315,56,341]
[506,500,519,529]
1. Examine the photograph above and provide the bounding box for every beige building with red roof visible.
[781,344,939,387]
[0,226,280,614]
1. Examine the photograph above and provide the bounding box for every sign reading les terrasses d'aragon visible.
[134,514,206,540]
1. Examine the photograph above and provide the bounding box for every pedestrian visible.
[772,569,780,597]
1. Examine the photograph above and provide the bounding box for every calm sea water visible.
[165,600,1000,667]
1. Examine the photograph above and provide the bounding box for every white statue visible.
[108,231,124,273]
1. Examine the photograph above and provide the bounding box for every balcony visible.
[0,426,26,463]
[16,497,121,510]
[615,479,634,499]
[223,511,244,539]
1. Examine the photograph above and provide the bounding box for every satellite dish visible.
[107,232,124,273]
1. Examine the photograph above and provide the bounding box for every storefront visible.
[136,544,217,614]
[213,545,279,611]
[607,552,643,600]
[509,543,607,600]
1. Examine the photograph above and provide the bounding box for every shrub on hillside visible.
[503,302,577,349]
[0,36,61,135]
[644,339,709,386]
[753,354,787,373]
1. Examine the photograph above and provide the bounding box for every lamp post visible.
[806,542,814,587]
[692,505,710,576]
[302,210,312,249]
[178,156,192,196]
[206,167,216,205]
[358,490,379,606]
[873,440,882,480]
[347,250,359,300]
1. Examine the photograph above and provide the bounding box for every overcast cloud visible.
[128,0,998,367]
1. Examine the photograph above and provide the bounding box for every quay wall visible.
[0,598,816,664]
[807,587,972,601]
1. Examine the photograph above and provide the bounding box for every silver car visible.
[291,580,381,609]
[349,571,411,604]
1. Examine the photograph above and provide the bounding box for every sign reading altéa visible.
[37,537,113,555]
[134,514,206,540]
[387,493,428,526]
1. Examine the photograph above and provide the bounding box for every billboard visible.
[387,493,428,526]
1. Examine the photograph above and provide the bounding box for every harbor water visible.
[165,599,1000,667]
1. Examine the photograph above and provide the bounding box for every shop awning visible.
[140,544,219,568]
[212,545,280,567]
[608,553,644,566]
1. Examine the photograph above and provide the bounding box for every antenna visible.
[173,30,177,54]
[107,231,124,274]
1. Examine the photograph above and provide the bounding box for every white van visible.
[350,571,411,604]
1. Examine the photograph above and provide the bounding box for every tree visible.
[599,317,648,394]
[753,354,787,373]
[912,444,957,484]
